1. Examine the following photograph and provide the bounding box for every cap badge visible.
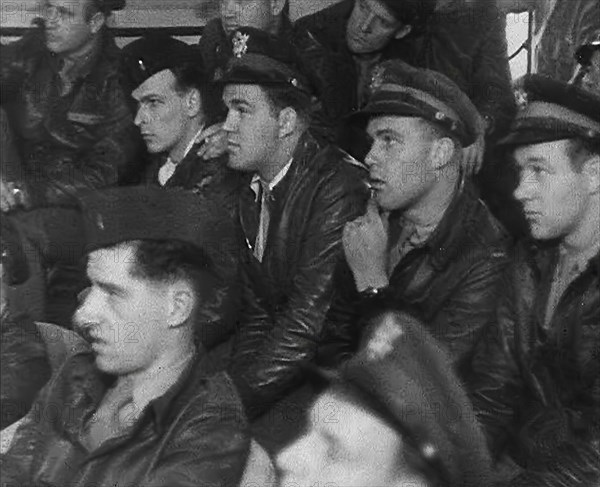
[232,31,250,58]
[369,64,385,93]
[366,316,403,361]
[434,111,446,121]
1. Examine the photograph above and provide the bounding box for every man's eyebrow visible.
[226,97,252,108]
[372,128,402,139]
[93,278,126,296]
[138,93,164,102]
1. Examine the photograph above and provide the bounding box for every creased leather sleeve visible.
[144,375,250,487]
[229,166,366,418]
[468,266,523,459]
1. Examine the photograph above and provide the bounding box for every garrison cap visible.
[351,60,481,146]
[499,74,600,147]
[122,33,203,90]
[1,217,29,286]
[309,311,492,487]
[217,27,311,95]
[79,186,233,273]
[379,0,436,31]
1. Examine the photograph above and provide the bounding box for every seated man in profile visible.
[276,310,492,487]
[471,76,600,486]
[199,0,351,144]
[1,187,249,487]
[220,28,367,451]
[122,34,243,349]
[0,0,139,326]
[343,61,509,375]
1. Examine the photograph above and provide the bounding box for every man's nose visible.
[222,110,238,133]
[73,287,96,334]
[134,106,144,127]
[513,174,533,202]
[360,12,376,33]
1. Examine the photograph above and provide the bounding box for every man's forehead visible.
[367,115,421,134]
[360,0,399,24]
[132,69,178,100]
[223,84,264,104]
[513,139,572,164]
[87,244,135,276]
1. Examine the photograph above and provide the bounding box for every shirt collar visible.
[250,158,293,200]
[167,125,205,165]
[128,351,195,414]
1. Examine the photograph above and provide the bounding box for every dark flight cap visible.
[94,0,126,12]
[1,217,29,286]
[352,60,481,146]
[80,187,232,270]
[575,34,600,67]
[122,33,202,89]
[217,27,311,95]
[499,74,600,147]
[309,311,492,487]
[379,0,436,29]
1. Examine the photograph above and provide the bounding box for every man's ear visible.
[185,88,202,118]
[271,0,287,17]
[88,11,106,35]
[166,281,195,329]
[394,24,412,40]
[278,106,298,138]
[430,136,456,170]
[582,154,600,195]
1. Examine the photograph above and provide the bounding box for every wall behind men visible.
[1,0,527,78]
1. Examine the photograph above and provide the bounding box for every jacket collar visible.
[415,176,480,270]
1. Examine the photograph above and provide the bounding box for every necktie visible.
[254,182,272,262]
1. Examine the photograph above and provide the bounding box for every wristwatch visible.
[359,285,388,299]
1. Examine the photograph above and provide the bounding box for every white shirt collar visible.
[250,158,293,200]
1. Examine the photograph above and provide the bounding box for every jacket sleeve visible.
[21,76,138,208]
[427,246,510,372]
[229,168,366,418]
[467,267,523,459]
[470,8,516,138]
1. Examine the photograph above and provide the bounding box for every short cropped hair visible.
[127,239,217,308]
[566,137,600,172]
[171,64,226,126]
[261,84,313,130]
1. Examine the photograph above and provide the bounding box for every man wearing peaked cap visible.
[1,186,250,487]
[343,60,509,375]
[122,34,243,352]
[220,26,368,452]
[295,0,515,171]
[470,75,600,486]
[571,33,600,95]
[198,0,352,144]
[0,0,138,326]
[277,310,493,487]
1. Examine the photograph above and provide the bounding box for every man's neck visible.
[119,340,196,409]
[562,198,600,257]
[402,170,459,229]
[258,133,301,183]
[168,119,204,163]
